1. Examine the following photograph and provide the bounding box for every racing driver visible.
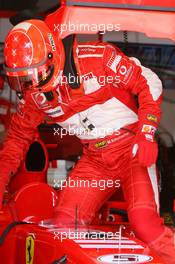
[0,19,174,263]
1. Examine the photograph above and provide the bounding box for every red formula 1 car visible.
[0,0,174,263]
[0,181,165,264]
[0,136,165,264]
[0,132,165,264]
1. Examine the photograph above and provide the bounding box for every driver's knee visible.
[128,207,165,243]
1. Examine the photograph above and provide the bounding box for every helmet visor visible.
[4,59,54,92]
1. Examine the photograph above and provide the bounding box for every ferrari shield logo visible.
[26,235,35,264]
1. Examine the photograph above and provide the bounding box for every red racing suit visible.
[0,41,162,190]
[0,41,174,262]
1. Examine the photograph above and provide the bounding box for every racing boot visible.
[148,226,175,264]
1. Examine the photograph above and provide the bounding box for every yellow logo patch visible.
[147,114,158,123]
[26,235,35,264]
[95,140,107,148]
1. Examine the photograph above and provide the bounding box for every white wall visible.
[0,18,13,64]
[161,90,175,145]
[0,18,13,43]
[78,31,175,44]
[104,31,174,45]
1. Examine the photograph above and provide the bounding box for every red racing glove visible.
[132,124,158,167]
